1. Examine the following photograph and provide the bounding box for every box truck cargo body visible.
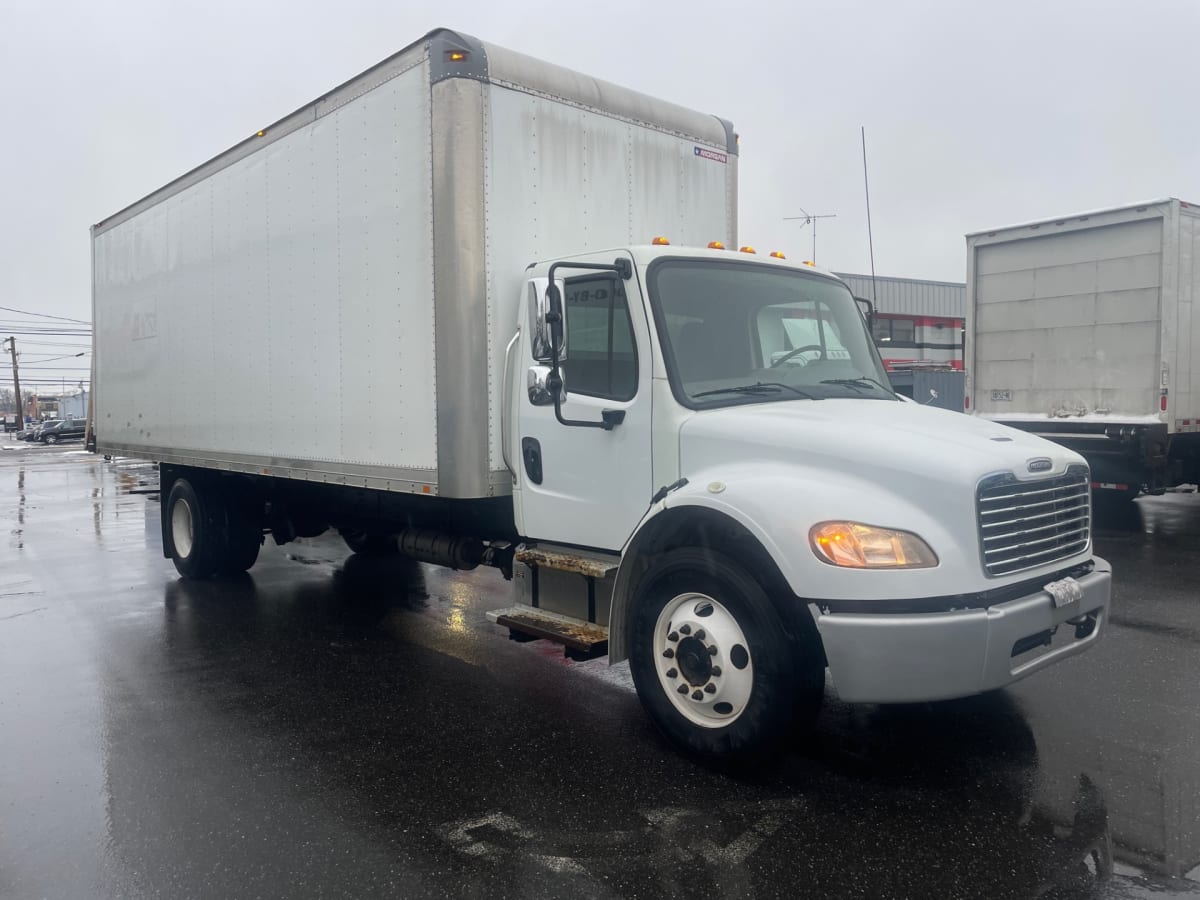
[93,29,1110,759]
[966,199,1200,497]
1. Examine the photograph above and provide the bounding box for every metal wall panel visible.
[835,273,965,319]
[95,60,437,476]
[913,370,965,412]
[483,84,733,472]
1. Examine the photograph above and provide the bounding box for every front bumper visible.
[816,557,1111,704]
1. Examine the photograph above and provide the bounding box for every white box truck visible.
[966,199,1200,499]
[93,28,1111,759]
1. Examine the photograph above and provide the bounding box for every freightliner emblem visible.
[1027,458,1053,473]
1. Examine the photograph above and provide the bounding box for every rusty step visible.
[487,605,609,660]
[514,544,618,580]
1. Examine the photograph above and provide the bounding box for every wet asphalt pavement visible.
[2,442,1199,899]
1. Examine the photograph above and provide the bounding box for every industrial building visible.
[836,272,965,403]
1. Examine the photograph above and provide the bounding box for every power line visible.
[13,339,92,348]
[0,305,91,325]
[0,330,92,337]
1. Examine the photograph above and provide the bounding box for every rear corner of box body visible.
[1167,199,1200,430]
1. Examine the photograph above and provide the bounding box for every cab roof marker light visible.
[707,241,726,250]
[801,260,816,267]
[652,236,671,245]
[448,51,467,61]
[769,251,786,259]
[739,246,756,254]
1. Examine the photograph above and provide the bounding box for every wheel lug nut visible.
[666,668,678,678]
[662,648,674,659]
[711,666,722,677]
[695,629,706,640]
[677,684,689,695]
[707,645,718,656]
[704,684,716,694]
[691,690,703,701]
[668,632,679,642]
[680,625,692,635]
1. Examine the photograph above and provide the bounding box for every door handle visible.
[522,437,543,485]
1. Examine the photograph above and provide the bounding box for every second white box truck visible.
[93,28,1110,759]
[967,199,1200,499]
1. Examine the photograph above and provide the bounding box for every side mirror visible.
[527,277,567,363]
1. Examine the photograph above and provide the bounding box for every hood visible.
[678,399,1085,496]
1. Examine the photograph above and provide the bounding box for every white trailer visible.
[966,199,1200,498]
[94,28,1110,759]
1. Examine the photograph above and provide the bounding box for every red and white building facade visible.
[835,272,964,376]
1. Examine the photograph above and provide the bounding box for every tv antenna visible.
[783,207,837,264]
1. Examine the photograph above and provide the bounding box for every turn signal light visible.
[769,251,786,259]
[652,236,671,245]
[707,241,726,250]
[739,246,756,254]
[449,51,467,61]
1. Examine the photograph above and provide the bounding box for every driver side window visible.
[564,275,637,401]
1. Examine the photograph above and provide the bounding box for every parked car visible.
[20,420,59,441]
[39,419,86,444]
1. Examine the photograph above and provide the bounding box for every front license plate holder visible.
[1044,576,1084,609]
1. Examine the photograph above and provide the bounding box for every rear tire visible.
[629,548,823,760]
[217,493,262,575]
[165,478,219,579]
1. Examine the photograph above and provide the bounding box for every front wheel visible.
[45,434,58,445]
[629,548,823,760]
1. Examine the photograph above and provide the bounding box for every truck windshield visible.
[647,259,895,408]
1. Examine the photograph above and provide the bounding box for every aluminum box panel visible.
[94,60,438,476]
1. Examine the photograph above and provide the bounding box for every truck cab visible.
[505,243,1111,757]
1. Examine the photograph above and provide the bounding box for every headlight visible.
[809,521,938,569]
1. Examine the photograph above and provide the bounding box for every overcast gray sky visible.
[1,0,1197,330]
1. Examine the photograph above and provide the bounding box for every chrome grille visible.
[977,466,1090,577]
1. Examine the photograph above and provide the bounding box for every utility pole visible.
[783,208,838,264]
[3,337,21,429]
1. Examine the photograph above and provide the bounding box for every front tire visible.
[629,548,823,760]
[45,434,58,445]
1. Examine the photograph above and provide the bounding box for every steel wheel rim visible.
[653,591,753,728]
[171,498,194,558]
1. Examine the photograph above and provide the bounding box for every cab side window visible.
[564,275,637,400]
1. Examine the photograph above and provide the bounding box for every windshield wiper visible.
[693,381,818,400]
[819,377,900,398]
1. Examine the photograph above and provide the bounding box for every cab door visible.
[513,253,653,551]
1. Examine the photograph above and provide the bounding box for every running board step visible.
[487,606,609,661]
[515,544,618,579]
